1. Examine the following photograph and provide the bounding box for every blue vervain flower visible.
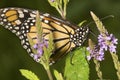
[33,39,48,62]
[98,33,118,53]
[87,45,104,61]
[87,32,118,61]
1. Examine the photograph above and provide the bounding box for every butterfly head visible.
[70,26,89,47]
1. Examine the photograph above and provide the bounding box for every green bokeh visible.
[0,0,119,80]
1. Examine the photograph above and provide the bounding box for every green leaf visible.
[64,47,89,80]
[20,69,40,80]
[54,70,64,80]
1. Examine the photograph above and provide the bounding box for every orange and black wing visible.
[20,13,77,63]
[0,7,36,36]
[0,8,89,63]
[0,8,77,63]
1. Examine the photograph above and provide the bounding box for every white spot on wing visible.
[21,40,25,44]
[26,30,29,32]
[82,35,84,38]
[43,13,50,17]
[23,45,28,49]
[9,27,12,29]
[12,30,16,33]
[8,23,11,26]
[21,26,25,29]
[30,53,34,57]
[19,13,24,18]
[30,23,34,26]
[19,35,24,39]
[26,42,29,45]
[16,32,20,36]
[11,8,15,9]
[32,11,36,14]
[3,8,8,13]
[32,19,36,22]
[40,15,44,19]
[27,20,30,22]
[79,44,81,46]
[30,13,36,17]
[24,23,28,25]
[44,20,49,23]
[27,49,31,52]
[26,26,29,29]
[0,22,4,25]
[23,9,28,12]
[18,10,23,14]
[15,20,21,25]
[3,19,7,22]
[14,26,19,30]
[1,14,4,17]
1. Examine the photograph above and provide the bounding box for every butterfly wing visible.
[0,8,77,63]
[0,7,88,63]
[21,14,77,63]
[0,7,36,36]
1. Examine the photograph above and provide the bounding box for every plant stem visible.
[94,59,103,80]
[46,67,53,80]
[111,53,120,80]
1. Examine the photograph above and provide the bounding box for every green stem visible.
[40,54,53,80]
[61,10,66,20]
[57,7,66,19]
[111,53,120,80]
[46,67,53,80]
[93,59,103,80]
[63,3,67,19]
[40,55,53,80]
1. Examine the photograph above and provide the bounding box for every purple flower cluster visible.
[87,45,104,61]
[98,33,118,53]
[87,32,118,61]
[33,39,48,62]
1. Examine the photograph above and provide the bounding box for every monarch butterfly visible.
[0,7,89,63]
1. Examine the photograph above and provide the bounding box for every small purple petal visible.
[87,45,105,61]
[98,33,118,53]
[33,44,38,49]
[37,49,43,55]
[32,38,48,62]
[51,0,55,2]
[109,44,116,53]
[33,54,40,62]
[99,49,104,55]
[87,32,118,61]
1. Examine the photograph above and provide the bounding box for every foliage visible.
[20,69,40,80]
[64,47,89,80]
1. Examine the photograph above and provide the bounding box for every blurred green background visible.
[0,0,120,80]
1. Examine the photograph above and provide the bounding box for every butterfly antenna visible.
[89,30,97,38]
[86,15,114,27]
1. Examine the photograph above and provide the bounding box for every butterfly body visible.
[0,8,89,63]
